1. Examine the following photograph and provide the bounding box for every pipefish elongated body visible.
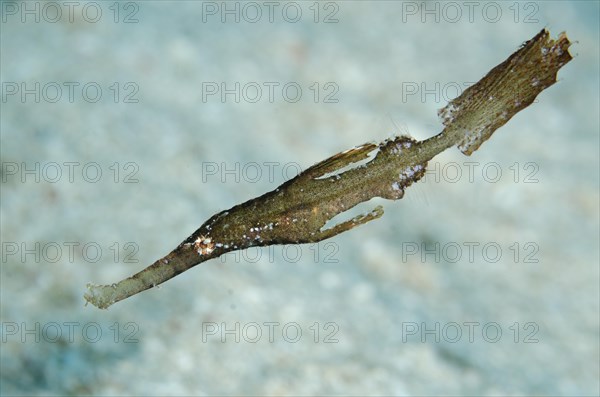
[85,29,572,309]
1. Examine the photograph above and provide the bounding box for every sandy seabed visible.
[1,1,599,395]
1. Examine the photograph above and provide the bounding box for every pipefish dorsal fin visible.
[301,142,379,180]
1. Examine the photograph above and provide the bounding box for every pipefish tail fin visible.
[438,29,573,156]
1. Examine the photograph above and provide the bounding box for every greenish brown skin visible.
[85,29,572,309]
[182,136,426,248]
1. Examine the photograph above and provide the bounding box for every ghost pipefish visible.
[85,29,572,309]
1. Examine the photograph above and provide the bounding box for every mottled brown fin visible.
[302,142,378,179]
[315,205,384,241]
[439,29,573,155]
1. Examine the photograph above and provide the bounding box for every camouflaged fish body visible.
[85,29,572,309]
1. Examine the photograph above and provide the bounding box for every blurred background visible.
[1,1,598,395]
